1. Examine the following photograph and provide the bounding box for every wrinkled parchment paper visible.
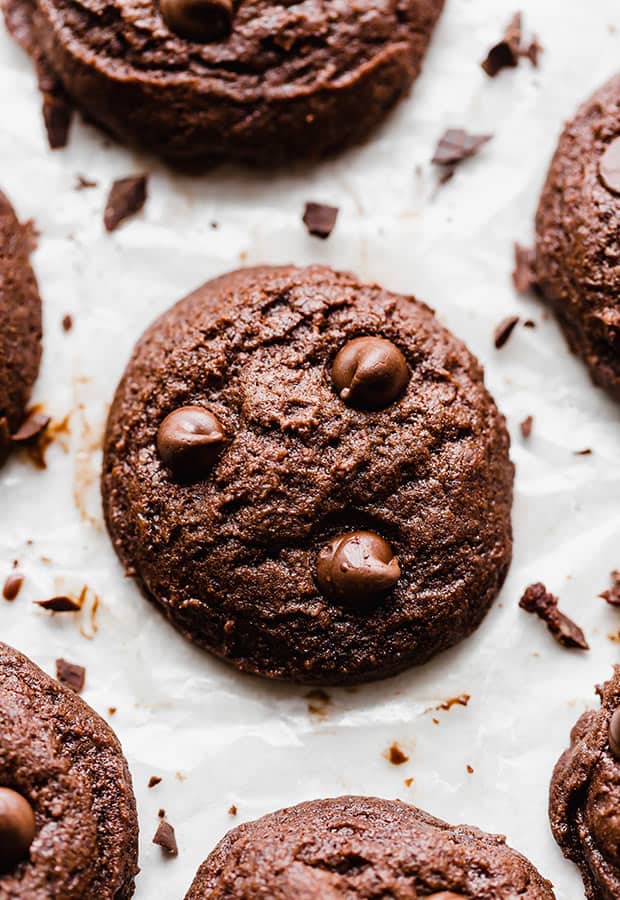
[2,2,620,896]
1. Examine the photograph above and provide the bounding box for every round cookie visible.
[535,73,620,402]
[0,641,139,899]
[0,190,42,465]
[549,667,620,900]
[185,795,555,898]
[102,265,513,685]
[2,0,444,166]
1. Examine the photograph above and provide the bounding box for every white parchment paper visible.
[2,2,620,897]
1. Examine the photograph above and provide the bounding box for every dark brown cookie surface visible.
[535,73,620,402]
[102,265,513,685]
[2,0,444,166]
[185,795,555,898]
[0,190,42,465]
[549,667,620,900]
[0,641,139,899]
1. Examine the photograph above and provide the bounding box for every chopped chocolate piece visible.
[494,315,520,349]
[75,175,98,191]
[432,129,492,166]
[42,92,73,149]
[36,595,81,611]
[2,574,23,601]
[158,808,166,819]
[11,410,51,443]
[386,743,409,765]
[153,820,178,855]
[481,13,522,77]
[148,776,162,788]
[466,765,474,774]
[601,571,620,607]
[104,175,148,232]
[519,583,589,650]
[55,658,86,692]
[61,313,73,332]
[512,244,538,293]
[574,448,593,456]
[228,804,237,816]
[302,202,339,240]
[520,415,533,438]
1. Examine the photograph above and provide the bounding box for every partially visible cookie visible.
[185,795,555,898]
[0,641,139,899]
[549,667,620,900]
[0,190,42,465]
[535,74,620,402]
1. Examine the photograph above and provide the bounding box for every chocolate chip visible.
[481,13,522,76]
[160,0,235,42]
[432,129,492,166]
[153,819,178,855]
[610,708,620,758]
[519,583,589,650]
[36,596,81,612]
[512,243,538,293]
[332,336,409,410]
[157,406,226,478]
[0,788,36,872]
[104,175,148,232]
[599,137,620,194]
[494,315,520,349]
[302,202,339,239]
[601,571,620,607]
[520,415,533,438]
[316,531,400,601]
[148,776,162,788]
[10,411,51,443]
[42,92,73,149]
[62,314,73,332]
[2,574,23,602]
[55,659,86,692]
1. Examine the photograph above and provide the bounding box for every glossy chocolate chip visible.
[609,707,620,758]
[160,0,234,42]
[599,136,620,194]
[157,406,225,477]
[317,531,400,601]
[332,336,409,410]
[0,788,36,871]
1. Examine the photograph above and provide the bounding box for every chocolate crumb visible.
[306,688,331,717]
[520,416,533,438]
[574,448,592,456]
[436,694,471,712]
[148,776,162,789]
[228,804,237,816]
[75,175,98,191]
[386,743,409,765]
[481,13,540,77]
[302,202,339,240]
[42,92,73,149]
[104,175,148,232]
[2,574,24,601]
[153,820,178,856]
[36,595,81,612]
[158,808,166,819]
[108,707,117,715]
[512,244,538,293]
[519,583,589,650]
[494,315,520,349]
[432,129,492,167]
[466,764,474,774]
[62,314,73,332]
[11,410,51,443]
[404,777,414,787]
[55,658,86,692]
[601,571,620,607]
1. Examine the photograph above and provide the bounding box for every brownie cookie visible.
[550,667,620,900]
[0,641,139,899]
[2,0,444,166]
[102,265,513,685]
[185,795,555,898]
[535,74,620,402]
[0,191,42,466]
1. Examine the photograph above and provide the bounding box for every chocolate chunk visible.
[599,137,620,194]
[519,582,589,650]
[432,129,492,166]
[36,596,81,611]
[11,410,50,443]
[104,175,148,232]
[42,92,73,149]
[157,406,226,478]
[153,820,178,855]
[387,743,409,765]
[302,203,339,239]
[0,787,36,871]
[520,415,533,438]
[610,707,620,758]
[332,336,409,410]
[494,315,520,349]
[481,13,522,76]
[512,243,538,293]
[601,571,620,606]
[160,0,235,42]
[55,658,86,692]
[2,574,24,601]
[148,776,162,788]
[316,531,400,601]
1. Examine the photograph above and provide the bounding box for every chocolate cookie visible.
[549,667,620,900]
[0,641,139,899]
[0,191,42,465]
[535,74,620,402]
[2,0,444,166]
[102,265,513,685]
[185,795,555,898]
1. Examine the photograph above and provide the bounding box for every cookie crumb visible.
[466,764,474,774]
[601,571,620,607]
[36,595,82,612]
[153,820,178,856]
[519,582,589,650]
[386,743,409,766]
[228,804,237,816]
[404,777,414,787]
[55,658,86,692]
[3,574,24,601]
[513,244,539,293]
[75,175,98,191]
[302,202,339,239]
[436,694,471,712]
[574,448,592,456]
[108,707,117,715]
[104,175,148,232]
[62,314,73,332]
[148,776,162,789]
[520,416,533,438]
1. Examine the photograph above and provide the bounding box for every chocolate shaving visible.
[104,175,148,232]
[36,596,81,612]
[42,92,73,149]
[432,129,492,166]
[519,582,589,650]
[2,574,23,601]
[520,415,533,438]
[512,243,539,293]
[302,202,339,240]
[11,410,51,443]
[494,315,520,349]
[153,820,178,855]
[148,776,162,788]
[55,658,86,692]
[601,571,620,607]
